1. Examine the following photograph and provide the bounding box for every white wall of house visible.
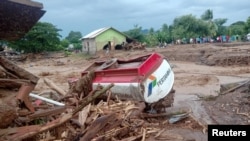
[82,38,96,55]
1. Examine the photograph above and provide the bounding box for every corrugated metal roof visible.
[81,27,111,39]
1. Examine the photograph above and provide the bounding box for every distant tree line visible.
[124,9,250,47]
[2,9,250,53]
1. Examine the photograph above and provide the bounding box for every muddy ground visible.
[4,42,250,141]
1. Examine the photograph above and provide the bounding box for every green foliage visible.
[171,14,209,39]
[200,9,217,36]
[10,22,62,53]
[172,25,186,39]
[64,50,72,57]
[245,16,250,33]
[213,18,228,36]
[65,31,82,43]
[123,10,249,46]
[228,21,245,36]
[123,25,145,41]
[201,9,213,21]
[60,39,70,48]
[214,18,227,26]
[144,31,158,47]
[73,43,82,50]
[158,24,171,43]
[64,31,82,50]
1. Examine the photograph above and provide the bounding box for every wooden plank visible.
[0,56,39,84]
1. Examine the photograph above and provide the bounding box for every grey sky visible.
[35,0,250,38]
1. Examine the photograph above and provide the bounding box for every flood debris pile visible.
[123,40,146,51]
[0,57,203,141]
[0,49,27,62]
[0,55,39,128]
[203,79,250,125]
[200,48,250,66]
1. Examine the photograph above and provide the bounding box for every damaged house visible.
[80,27,128,55]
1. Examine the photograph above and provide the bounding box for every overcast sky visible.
[35,0,250,38]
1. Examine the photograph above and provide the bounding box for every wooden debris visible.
[220,79,250,95]
[0,56,39,84]
[123,41,146,50]
[80,113,117,141]
[16,83,36,112]
[28,106,66,120]
[68,70,95,98]
[1,84,114,140]
[44,78,67,96]
[0,55,208,141]
[0,66,19,79]
[0,104,18,128]
[0,78,26,88]
[79,104,91,126]
[236,108,250,118]
[73,83,114,115]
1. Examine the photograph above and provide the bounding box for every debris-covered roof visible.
[0,0,46,41]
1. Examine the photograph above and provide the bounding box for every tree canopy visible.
[123,24,145,41]
[64,31,82,50]
[123,9,249,46]
[65,31,82,43]
[245,16,250,33]
[201,9,213,21]
[10,22,62,53]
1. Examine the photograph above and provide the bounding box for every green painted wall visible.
[95,28,126,50]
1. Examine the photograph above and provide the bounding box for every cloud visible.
[35,0,250,37]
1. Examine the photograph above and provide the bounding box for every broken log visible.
[220,79,250,95]
[44,78,67,96]
[0,78,28,88]
[0,66,19,79]
[0,56,39,84]
[80,113,117,141]
[0,78,34,90]
[16,83,36,112]
[28,106,66,120]
[79,104,91,126]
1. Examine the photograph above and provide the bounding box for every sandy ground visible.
[15,42,250,141]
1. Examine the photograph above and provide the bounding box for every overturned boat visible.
[81,52,175,111]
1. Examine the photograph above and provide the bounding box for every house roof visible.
[80,27,127,40]
[0,0,45,41]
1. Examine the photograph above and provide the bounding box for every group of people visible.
[176,35,237,45]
